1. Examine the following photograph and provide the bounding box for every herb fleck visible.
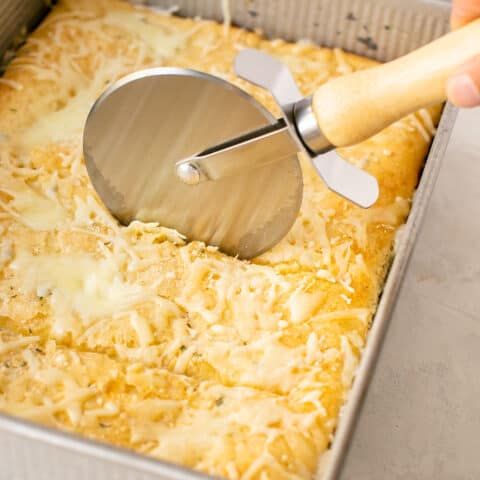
[357,36,378,50]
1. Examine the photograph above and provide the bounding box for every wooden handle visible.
[313,19,480,147]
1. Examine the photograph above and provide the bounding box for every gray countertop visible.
[340,107,480,479]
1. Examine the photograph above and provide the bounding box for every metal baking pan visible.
[0,1,457,479]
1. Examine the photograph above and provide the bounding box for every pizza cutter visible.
[83,19,480,258]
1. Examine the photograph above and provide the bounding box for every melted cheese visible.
[221,0,232,35]
[11,250,148,338]
[17,10,200,149]
[0,238,13,266]
[0,186,67,230]
[22,89,96,148]
[418,108,437,135]
[102,11,192,59]
[334,48,353,74]
[0,336,39,355]
[409,113,431,142]
[340,336,357,387]
[0,78,23,91]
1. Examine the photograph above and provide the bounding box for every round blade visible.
[83,68,302,259]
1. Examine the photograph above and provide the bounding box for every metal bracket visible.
[176,120,297,183]
[234,49,379,208]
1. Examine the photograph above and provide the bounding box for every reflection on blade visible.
[83,68,303,259]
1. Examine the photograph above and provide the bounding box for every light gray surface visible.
[340,107,480,479]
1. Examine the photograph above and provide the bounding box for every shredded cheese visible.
[11,250,149,339]
[334,48,353,74]
[0,78,23,91]
[409,113,431,142]
[0,336,40,355]
[418,108,437,136]
[221,0,232,36]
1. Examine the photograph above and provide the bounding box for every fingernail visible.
[447,74,480,108]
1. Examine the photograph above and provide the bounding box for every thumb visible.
[451,0,480,29]
[446,55,480,108]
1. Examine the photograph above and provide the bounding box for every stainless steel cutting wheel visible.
[84,68,303,259]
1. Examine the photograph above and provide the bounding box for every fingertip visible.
[450,17,465,30]
[447,74,480,108]
[450,0,480,30]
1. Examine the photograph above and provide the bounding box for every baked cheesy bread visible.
[0,1,441,478]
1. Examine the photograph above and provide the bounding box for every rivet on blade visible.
[176,162,201,185]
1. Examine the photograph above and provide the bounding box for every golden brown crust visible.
[0,1,442,479]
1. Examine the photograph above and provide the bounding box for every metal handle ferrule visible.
[293,96,333,155]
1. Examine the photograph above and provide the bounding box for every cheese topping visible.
[0,185,67,230]
[221,0,232,35]
[11,250,148,338]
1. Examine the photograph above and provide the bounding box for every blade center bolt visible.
[176,162,201,185]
